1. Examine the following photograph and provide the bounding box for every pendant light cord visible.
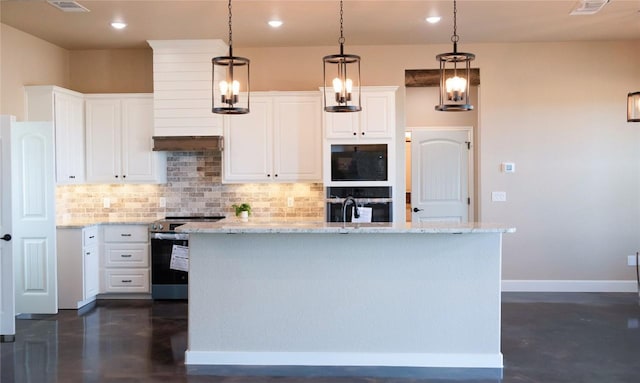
[451,0,459,51]
[227,0,233,54]
[338,0,345,45]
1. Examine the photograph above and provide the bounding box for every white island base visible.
[183,224,508,370]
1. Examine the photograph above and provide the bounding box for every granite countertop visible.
[56,220,155,229]
[176,219,516,234]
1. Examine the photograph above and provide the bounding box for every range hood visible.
[152,136,223,151]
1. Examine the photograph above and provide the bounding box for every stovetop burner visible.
[150,216,226,233]
[164,216,226,221]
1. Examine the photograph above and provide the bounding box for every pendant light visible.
[323,0,361,113]
[435,0,475,112]
[628,92,640,122]
[212,0,250,114]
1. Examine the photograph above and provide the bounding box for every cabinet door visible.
[121,97,159,182]
[324,110,360,139]
[273,95,322,181]
[85,98,122,182]
[54,91,85,184]
[83,244,100,299]
[222,96,272,183]
[360,91,395,139]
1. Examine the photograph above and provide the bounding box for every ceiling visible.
[1,0,639,50]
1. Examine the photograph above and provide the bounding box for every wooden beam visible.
[405,69,481,87]
[152,136,222,151]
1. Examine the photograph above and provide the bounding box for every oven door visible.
[150,233,189,300]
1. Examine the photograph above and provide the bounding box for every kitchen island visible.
[177,221,515,369]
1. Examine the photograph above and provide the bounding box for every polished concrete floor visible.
[1,292,640,382]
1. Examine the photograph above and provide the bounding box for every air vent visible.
[47,1,90,13]
[570,0,610,15]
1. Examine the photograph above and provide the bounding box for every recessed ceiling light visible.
[110,22,127,30]
[426,16,441,24]
[268,20,283,28]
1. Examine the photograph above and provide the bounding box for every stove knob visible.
[151,223,157,231]
[158,223,164,231]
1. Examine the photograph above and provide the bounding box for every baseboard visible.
[96,293,152,300]
[502,280,638,292]
[185,351,503,369]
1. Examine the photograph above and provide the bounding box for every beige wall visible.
[68,49,153,94]
[0,23,69,119]
[478,41,640,281]
[244,41,640,283]
[3,24,640,284]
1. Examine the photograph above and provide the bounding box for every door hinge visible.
[467,197,471,205]
[465,141,471,150]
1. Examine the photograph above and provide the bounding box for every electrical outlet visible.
[159,197,166,208]
[491,191,507,202]
[103,198,110,209]
[287,196,294,207]
[628,255,638,266]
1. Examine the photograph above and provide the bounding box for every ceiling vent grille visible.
[570,0,610,15]
[47,1,90,13]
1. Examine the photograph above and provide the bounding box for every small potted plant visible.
[232,203,251,221]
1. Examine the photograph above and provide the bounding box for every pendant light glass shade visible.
[323,0,361,113]
[212,0,250,115]
[436,0,475,112]
[628,92,640,122]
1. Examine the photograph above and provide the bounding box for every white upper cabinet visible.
[324,86,397,140]
[147,39,228,137]
[272,94,322,181]
[223,95,272,182]
[25,85,85,184]
[85,94,166,184]
[223,92,322,183]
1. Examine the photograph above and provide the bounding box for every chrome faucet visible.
[342,196,360,222]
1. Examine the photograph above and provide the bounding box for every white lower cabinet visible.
[57,226,100,309]
[100,224,150,294]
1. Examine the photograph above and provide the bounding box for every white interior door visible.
[11,119,57,314]
[0,116,16,339]
[411,128,472,223]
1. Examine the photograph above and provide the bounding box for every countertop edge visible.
[56,221,154,229]
[177,221,516,234]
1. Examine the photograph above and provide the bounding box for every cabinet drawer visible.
[103,269,149,293]
[104,244,149,267]
[103,225,148,242]
[83,226,99,247]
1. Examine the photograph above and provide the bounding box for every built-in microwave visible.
[330,144,388,182]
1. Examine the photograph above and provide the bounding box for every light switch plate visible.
[103,198,110,208]
[502,162,515,173]
[492,191,507,202]
[159,197,166,208]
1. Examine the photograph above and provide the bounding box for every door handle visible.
[413,207,423,213]
[1,234,11,241]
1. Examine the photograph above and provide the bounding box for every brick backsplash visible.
[56,151,325,224]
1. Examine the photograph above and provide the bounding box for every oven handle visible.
[150,232,189,240]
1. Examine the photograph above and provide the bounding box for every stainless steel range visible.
[149,216,225,299]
